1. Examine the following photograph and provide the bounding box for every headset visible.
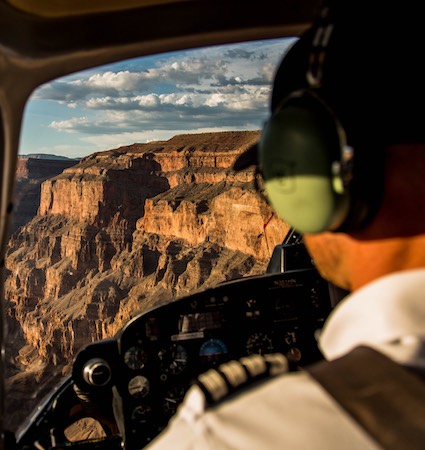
[258,5,383,234]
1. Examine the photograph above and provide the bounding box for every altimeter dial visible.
[158,343,188,377]
[246,332,274,355]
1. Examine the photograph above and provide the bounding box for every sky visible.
[19,37,296,159]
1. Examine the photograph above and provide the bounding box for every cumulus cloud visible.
[49,117,91,133]
[24,37,297,157]
[76,71,145,90]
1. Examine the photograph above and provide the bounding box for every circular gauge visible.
[163,386,187,417]
[199,339,228,365]
[124,345,148,370]
[131,404,153,423]
[246,332,274,355]
[128,375,150,399]
[286,347,302,362]
[158,343,188,377]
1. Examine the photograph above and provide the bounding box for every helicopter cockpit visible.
[15,237,337,449]
[0,0,347,449]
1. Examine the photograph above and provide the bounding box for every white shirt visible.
[146,268,425,449]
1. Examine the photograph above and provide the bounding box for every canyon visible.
[4,130,289,431]
[13,156,78,232]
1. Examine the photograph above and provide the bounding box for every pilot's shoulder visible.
[182,353,290,420]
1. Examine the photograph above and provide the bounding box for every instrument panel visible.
[72,268,332,448]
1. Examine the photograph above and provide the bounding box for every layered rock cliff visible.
[13,156,79,232]
[4,131,289,430]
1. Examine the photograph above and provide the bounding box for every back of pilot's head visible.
[239,0,425,234]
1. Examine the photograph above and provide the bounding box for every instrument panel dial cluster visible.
[73,269,332,448]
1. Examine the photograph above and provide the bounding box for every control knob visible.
[82,358,112,387]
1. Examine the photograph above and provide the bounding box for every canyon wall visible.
[13,156,78,232]
[4,131,289,430]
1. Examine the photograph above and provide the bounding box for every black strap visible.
[307,346,425,450]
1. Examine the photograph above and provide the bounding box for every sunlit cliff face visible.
[5,131,289,431]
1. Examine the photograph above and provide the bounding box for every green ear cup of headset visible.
[259,93,350,233]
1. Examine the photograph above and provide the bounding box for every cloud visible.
[35,55,230,105]
[36,41,280,107]
[48,85,270,136]
[223,48,256,59]
[24,38,297,157]
[49,117,91,133]
[75,71,146,90]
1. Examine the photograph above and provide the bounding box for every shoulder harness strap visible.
[195,353,289,406]
[307,346,425,450]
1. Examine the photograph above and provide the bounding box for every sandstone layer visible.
[4,131,289,431]
[13,157,78,232]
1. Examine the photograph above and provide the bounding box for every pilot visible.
[146,1,425,448]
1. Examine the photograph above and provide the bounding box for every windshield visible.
[4,37,295,435]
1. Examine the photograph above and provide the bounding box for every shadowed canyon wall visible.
[4,131,289,430]
[13,156,78,232]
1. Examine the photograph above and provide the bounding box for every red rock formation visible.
[4,131,289,430]
[13,157,78,232]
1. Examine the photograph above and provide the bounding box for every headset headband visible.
[307,5,334,88]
